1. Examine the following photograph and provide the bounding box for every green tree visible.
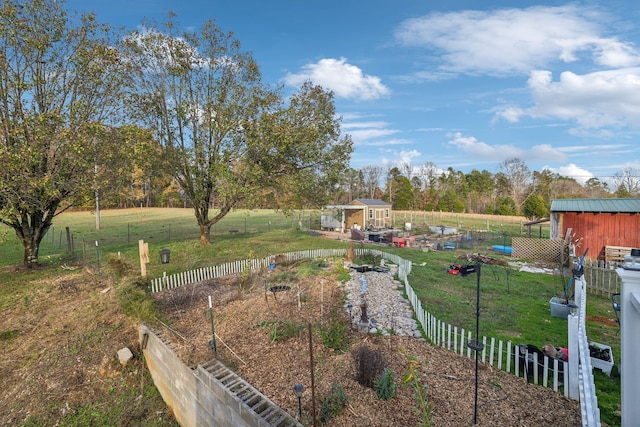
[495,197,517,216]
[124,18,352,243]
[249,82,353,210]
[391,175,414,210]
[464,169,495,213]
[384,166,402,206]
[522,194,548,220]
[0,0,128,266]
[531,169,555,205]
[437,189,465,213]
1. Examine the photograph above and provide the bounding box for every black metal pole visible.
[472,262,483,424]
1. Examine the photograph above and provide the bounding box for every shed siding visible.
[563,212,640,260]
[345,210,365,229]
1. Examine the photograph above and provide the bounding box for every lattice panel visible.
[512,237,568,264]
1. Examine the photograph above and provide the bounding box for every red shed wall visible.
[562,212,640,260]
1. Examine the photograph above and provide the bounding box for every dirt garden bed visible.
[151,257,580,426]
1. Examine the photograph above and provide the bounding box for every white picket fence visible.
[149,248,599,425]
[150,249,352,292]
[574,274,601,426]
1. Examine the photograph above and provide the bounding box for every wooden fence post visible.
[139,239,150,277]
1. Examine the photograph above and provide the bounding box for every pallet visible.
[605,245,633,263]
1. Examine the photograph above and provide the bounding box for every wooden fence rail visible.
[584,259,620,298]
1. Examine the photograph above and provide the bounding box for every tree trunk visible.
[16,224,47,268]
[5,208,56,268]
[199,224,211,245]
[23,238,41,267]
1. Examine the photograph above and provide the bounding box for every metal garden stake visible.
[208,295,217,357]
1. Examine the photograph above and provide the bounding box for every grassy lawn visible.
[376,239,621,427]
[0,208,620,426]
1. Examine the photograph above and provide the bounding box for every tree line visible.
[333,160,640,219]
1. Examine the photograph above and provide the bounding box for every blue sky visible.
[65,0,640,185]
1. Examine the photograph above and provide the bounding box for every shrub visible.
[352,345,387,388]
[115,277,160,323]
[336,262,351,282]
[354,252,381,266]
[105,254,134,279]
[319,383,349,424]
[374,368,396,400]
[317,310,347,351]
[257,320,305,342]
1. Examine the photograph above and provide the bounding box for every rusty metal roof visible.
[550,198,640,213]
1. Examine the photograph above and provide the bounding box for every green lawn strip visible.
[403,245,620,426]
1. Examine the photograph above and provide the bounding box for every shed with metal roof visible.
[550,198,640,260]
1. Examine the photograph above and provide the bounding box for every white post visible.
[567,307,579,400]
[616,266,640,427]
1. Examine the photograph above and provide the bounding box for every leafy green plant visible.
[319,383,349,424]
[258,320,305,342]
[354,252,381,266]
[402,352,433,427]
[115,277,162,323]
[335,261,351,282]
[105,254,134,279]
[270,269,299,284]
[0,329,18,343]
[317,310,347,351]
[352,345,387,388]
[374,368,396,400]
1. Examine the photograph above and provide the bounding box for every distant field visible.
[0,208,541,268]
[0,208,318,267]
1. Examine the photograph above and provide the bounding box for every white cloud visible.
[341,121,389,130]
[340,114,404,147]
[398,149,421,165]
[446,132,567,162]
[496,68,640,131]
[377,149,422,169]
[348,128,399,142]
[395,5,640,76]
[283,57,390,101]
[545,164,594,185]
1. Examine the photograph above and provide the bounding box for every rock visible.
[344,269,420,337]
[117,347,134,366]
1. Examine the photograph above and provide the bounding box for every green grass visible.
[0,209,618,425]
[0,208,321,267]
[396,239,621,426]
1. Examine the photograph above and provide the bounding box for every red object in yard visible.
[560,347,569,362]
[447,264,463,275]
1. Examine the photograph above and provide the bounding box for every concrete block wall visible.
[139,324,302,427]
